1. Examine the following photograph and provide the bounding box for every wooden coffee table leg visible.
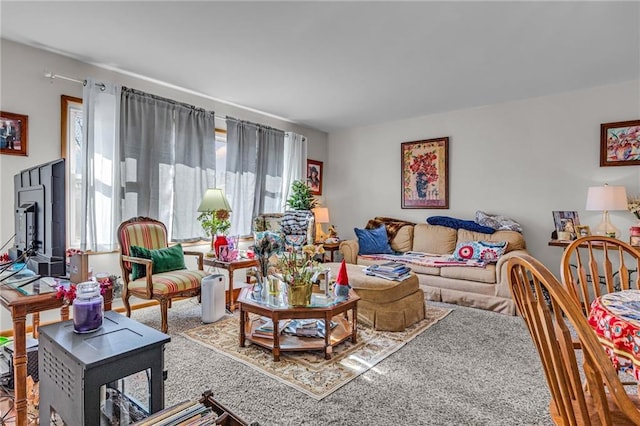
[239,308,246,347]
[351,305,358,343]
[324,313,332,360]
[273,317,281,362]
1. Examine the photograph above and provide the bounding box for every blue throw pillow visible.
[354,225,394,255]
[427,216,496,234]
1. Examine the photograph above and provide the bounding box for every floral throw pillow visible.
[453,240,508,263]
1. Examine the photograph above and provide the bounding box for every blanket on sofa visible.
[360,253,487,268]
[365,217,416,242]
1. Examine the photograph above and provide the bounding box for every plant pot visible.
[287,283,312,307]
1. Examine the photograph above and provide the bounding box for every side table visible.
[203,257,259,311]
[38,310,170,425]
[321,242,341,262]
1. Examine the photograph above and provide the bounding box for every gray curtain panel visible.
[254,126,285,217]
[120,87,215,240]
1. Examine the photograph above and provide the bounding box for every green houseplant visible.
[287,180,318,210]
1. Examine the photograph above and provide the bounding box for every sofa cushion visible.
[475,211,523,233]
[412,224,458,254]
[440,263,497,284]
[452,240,508,263]
[427,216,495,234]
[390,225,414,252]
[354,225,394,255]
[457,229,526,253]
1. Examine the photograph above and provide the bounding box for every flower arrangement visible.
[274,244,325,287]
[198,209,231,237]
[55,278,113,306]
[629,196,640,220]
[252,231,285,278]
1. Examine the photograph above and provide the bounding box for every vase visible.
[214,235,228,258]
[287,282,313,307]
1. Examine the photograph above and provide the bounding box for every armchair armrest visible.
[339,240,359,264]
[183,250,204,270]
[122,255,154,298]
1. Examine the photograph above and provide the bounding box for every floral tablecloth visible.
[588,290,640,379]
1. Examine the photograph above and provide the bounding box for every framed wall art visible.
[600,119,640,167]
[401,137,449,209]
[0,111,28,157]
[306,159,323,195]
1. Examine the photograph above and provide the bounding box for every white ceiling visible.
[2,1,639,133]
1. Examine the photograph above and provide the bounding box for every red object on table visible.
[588,290,640,379]
[214,235,228,257]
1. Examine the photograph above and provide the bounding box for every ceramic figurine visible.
[334,260,350,299]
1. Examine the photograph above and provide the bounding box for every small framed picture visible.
[0,111,28,157]
[631,236,640,247]
[306,159,323,195]
[218,245,230,261]
[552,211,580,239]
[575,225,591,238]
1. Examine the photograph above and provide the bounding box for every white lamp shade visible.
[585,185,628,211]
[197,188,232,212]
[312,207,330,224]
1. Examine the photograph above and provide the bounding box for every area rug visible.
[181,306,451,400]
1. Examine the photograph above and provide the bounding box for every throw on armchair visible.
[253,210,315,248]
[117,216,208,333]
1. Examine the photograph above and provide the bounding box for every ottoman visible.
[327,263,425,331]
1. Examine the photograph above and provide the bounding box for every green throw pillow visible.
[129,244,186,280]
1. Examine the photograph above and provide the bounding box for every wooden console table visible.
[0,278,113,426]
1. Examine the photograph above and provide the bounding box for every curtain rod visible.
[44,71,228,121]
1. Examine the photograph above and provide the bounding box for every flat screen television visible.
[9,158,66,276]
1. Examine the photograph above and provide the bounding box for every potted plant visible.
[198,209,231,256]
[287,180,318,210]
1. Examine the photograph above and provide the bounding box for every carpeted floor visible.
[131,297,553,426]
[181,306,451,400]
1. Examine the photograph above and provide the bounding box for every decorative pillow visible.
[130,243,186,280]
[476,211,524,233]
[427,216,496,234]
[453,240,508,263]
[354,225,394,255]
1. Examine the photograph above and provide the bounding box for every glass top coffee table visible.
[237,287,360,361]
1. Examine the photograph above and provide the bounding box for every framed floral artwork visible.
[600,119,640,166]
[401,137,449,209]
[0,111,28,157]
[306,159,323,195]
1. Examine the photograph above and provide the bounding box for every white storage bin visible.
[201,274,225,323]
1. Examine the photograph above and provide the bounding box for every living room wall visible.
[325,79,640,276]
[0,39,328,328]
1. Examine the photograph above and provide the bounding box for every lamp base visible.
[592,210,620,238]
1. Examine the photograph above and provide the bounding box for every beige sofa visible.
[339,223,529,315]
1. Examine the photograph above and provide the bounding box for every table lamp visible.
[312,207,330,243]
[197,188,232,251]
[585,184,628,238]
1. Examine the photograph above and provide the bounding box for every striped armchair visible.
[117,216,207,333]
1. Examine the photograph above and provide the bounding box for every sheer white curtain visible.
[225,119,258,236]
[282,132,307,209]
[80,78,121,251]
[254,127,285,215]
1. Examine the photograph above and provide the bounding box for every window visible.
[61,95,83,249]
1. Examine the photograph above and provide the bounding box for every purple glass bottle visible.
[73,281,103,333]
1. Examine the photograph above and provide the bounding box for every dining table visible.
[587,289,640,380]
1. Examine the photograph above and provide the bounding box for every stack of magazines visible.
[363,262,411,281]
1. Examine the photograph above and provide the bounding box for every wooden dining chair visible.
[118,216,207,333]
[507,254,640,425]
[560,236,640,317]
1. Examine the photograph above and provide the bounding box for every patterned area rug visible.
[182,306,451,400]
